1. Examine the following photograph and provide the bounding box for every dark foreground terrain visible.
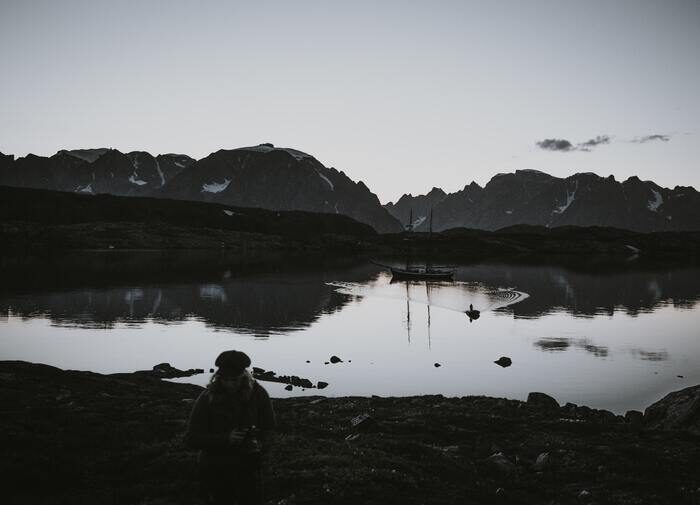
[1,361,699,505]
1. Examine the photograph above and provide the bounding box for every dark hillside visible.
[0,185,375,238]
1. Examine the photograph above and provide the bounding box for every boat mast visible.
[426,206,433,271]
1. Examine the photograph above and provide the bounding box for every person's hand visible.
[228,429,246,446]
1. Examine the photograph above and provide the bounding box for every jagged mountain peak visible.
[427,187,446,196]
[57,148,111,163]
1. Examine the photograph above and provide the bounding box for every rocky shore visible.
[1,361,698,505]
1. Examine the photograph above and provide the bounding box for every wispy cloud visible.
[536,135,610,153]
[577,135,611,151]
[631,134,671,143]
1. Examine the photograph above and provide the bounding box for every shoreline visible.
[2,360,698,504]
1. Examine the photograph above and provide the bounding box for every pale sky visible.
[1,0,698,203]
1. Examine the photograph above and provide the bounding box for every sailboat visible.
[388,208,454,281]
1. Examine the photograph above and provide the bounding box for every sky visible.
[1,0,698,203]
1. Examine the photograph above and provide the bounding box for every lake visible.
[1,252,698,413]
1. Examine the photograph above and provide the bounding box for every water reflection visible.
[2,265,377,334]
[1,254,699,413]
[534,337,610,358]
[451,264,700,317]
[2,259,699,332]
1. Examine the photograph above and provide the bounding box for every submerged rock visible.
[494,356,512,368]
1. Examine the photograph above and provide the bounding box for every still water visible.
[1,254,698,413]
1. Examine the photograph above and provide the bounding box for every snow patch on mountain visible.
[129,173,148,186]
[76,183,93,194]
[202,179,231,193]
[553,181,578,214]
[647,188,663,212]
[413,216,427,227]
[155,159,165,186]
[316,169,334,190]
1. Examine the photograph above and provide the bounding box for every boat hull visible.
[390,267,454,281]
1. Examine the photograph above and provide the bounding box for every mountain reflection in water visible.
[1,254,699,413]
[3,261,698,331]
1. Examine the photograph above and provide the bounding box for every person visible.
[185,350,275,505]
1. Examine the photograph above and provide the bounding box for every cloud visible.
[536,138,575,152]
[577,135,611,151]
[536,135,611,152]
[632,134,670,143]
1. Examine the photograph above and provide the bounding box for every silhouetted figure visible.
[466,303,480,322]
[185,350,275,505]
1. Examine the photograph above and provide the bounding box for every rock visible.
[252,367,265,374]
[317,381,328,389]
[209,368,214,373]
[494,357,512,368]
[306,360,310,363]
[149,363,204,379]
[644,384,700,435]
[527,392,559,410]
[434,363,441,368]
[625,410,644,425]
[284,384,293,391]
[350,413,376,431]
[486,452,516,475]
[330,355,343,364]
[532,451,551,471]
[324,362,329,365]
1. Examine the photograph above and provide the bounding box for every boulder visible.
[532,451,551,471]
[149,363,204,379]
[644,385,700,435]
[330,355,343,364]
[527,392,559,410]
[486,452,516,475]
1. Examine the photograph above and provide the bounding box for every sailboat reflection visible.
[404,280,439,347]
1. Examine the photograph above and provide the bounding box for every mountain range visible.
[385,169,700,232]
[0,145,401,233]
[1,146,699,233]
